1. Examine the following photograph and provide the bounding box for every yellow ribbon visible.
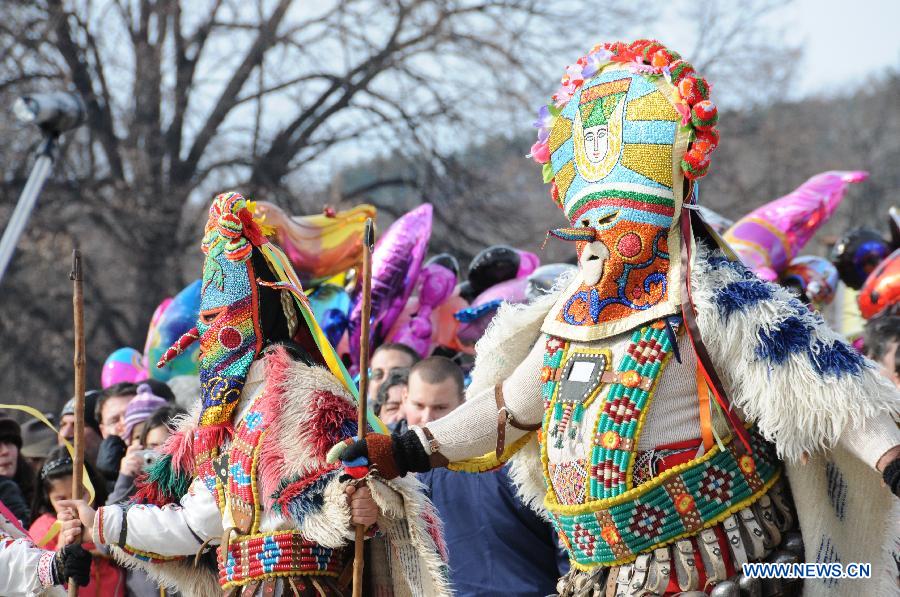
[0,403,96,505]
[36,520,60,547]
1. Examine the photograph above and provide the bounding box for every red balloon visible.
[858,248,900,319]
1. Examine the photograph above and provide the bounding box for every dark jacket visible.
[419,466,568,597]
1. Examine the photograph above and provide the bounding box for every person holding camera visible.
[107,402,185,506]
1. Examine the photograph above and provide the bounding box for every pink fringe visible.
[257,348,291,504]
[307,390,356,459]
[158,428,195,476]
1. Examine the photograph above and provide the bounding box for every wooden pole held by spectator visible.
[68,250,85,597]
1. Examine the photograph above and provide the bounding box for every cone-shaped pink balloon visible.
[349,204,432,369]
[724,170,868,280]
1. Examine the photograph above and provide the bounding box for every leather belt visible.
[495,384,542,458]
[421,427,449,468]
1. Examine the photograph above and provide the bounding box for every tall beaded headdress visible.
[531,39,720,342]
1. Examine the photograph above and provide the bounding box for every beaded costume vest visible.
[538,318,781,570]
[213,391,348,590]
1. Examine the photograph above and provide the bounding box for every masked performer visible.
[331,40,900,596]
[1,499,90,597]
[64,192,449,597]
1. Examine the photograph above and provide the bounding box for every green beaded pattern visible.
[587,322,674,499]
[550,431,781,569]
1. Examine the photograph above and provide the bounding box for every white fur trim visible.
[297,474,353,549]
[108,547,221,597]
[691,243,900,463]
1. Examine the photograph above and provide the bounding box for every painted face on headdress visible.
[534,40,719,341]
[196,192,267,427]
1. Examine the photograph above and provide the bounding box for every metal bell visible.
[737,573,762,597]
[770,549,800,565]
[709,579,740,597]
[782,531,804,557]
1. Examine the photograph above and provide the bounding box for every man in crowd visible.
[410,357,567,596]
[403,357,465,427]
[374,368,409,427]
[57,390,102,466]
[368,342,419,401]
[95,383,137,440]
[20,419,57,474]
[93,383,140,490]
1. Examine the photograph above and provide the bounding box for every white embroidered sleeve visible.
[416,337,546,462]
[94,476,222,557]
[0,536,60,597]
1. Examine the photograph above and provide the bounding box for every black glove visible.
[883,457,900,498]
[95,435,127,480]
[0,477,30,523]
[51,544,92,587]
[340,431,433,479]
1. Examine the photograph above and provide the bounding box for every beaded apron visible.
[540,320,781,569]
[217,397,346,589]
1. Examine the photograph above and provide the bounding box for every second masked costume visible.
[333,40,900,596]
[90,192,450,596]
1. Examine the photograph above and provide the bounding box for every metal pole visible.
[0,135,58,285]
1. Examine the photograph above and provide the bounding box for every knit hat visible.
[0,418,22,449]
[123,384,169,442]
[60,389,102,434]
[20,419,56,459]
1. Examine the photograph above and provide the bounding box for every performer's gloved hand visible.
[95,435,127,481]
[51,544,92,587]
[883,457,900,498]
[327,431,432,480]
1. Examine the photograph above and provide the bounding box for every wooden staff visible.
[68,250,85,597]
[352,219,375,597]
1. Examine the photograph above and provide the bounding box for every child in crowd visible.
[28,445,124,597]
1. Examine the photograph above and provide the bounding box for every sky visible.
[786,0,900,95]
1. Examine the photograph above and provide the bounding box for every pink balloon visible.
[515,250,540,278]
[349,204,432,368]
[390,263,457,357]
[456,277,528,346]
[724,171,868,280]
[101,347,146,388]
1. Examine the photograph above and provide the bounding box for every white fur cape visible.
[469,243,899,597]
[109,351,451,597]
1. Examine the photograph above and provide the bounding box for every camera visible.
[135,450,160,470]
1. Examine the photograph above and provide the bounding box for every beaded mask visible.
[532,40,719,342]
[157,192,383,441]
[196,192,268,428]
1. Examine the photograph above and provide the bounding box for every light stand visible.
[0,134,58,283]
[0,92,85,286]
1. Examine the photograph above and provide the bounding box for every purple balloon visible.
[391,263,457,357]
[349,204,433,368]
